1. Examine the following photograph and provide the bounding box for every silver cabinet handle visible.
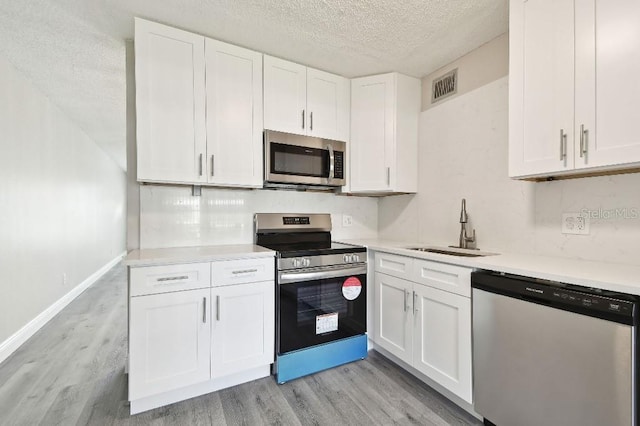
[559,129,567,160]
[386,167,390,186]
[403,289,408,312]
[413,291,418,314]
[211,155,215,177]
[302,109,305,129]
[579,124,589,158]
[327,144,335,180]
[199,153,203,176]
[231,268,258,275]
[203,297,207,323]
[216,295,220,321]
[156,275,189,282]
[310,111,313,131]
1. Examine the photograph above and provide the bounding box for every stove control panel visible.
[278,252,366,270]
[343,254,361,263]
[290,258,311,268]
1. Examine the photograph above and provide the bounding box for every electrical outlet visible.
[342,214,353,227]
[561,213,590,235]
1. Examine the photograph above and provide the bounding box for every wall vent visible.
[431,68,458,103]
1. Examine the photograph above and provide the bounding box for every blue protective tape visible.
[276,334,368,383]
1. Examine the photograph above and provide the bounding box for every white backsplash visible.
[379,76,640,266]
[140,185,378,249]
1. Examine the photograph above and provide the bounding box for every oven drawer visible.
[130,263,211,296]
[412,259,472,297]
[374,252,414,280]
[211,257,275,287]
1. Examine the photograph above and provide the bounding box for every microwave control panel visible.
[334,152,344,179]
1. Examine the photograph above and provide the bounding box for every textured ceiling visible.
[0,0,508,170]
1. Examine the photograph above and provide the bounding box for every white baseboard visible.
[0,251,126,365]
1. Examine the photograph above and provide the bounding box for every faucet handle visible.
[465,229,476,244]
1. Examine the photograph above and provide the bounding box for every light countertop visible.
[338,239,640,296]
[125,244,275,267]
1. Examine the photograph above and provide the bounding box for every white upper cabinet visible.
[509,0,640,179]
[135,19,263,187]
[263,56,307,135]
[205,39,263,187]
[135,18,206,184]
[264,55,349,141]
[574,0,640,169]
[349,73,420,193]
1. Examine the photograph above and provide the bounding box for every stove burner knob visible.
[353,254,360,263]
[292,258,302,268]
[343,254,350,263]
[303,258,311,267]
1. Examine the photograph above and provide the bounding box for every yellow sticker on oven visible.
[316,312,338,334]
[342,276,362,300]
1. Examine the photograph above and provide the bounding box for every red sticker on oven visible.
[342,277,362,300]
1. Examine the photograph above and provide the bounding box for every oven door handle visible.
[278,265,366,284]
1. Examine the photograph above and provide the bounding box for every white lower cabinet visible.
[374,273,413,364]
[129,288,211,400]
[412,284,472,403]
[211,281,275,378]
[128,256,275,413]
[373,252,473,404]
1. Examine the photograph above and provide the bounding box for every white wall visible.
[0,55,126,344]
[379,76,640,266]
[139,185,378,248]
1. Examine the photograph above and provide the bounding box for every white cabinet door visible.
[374,272,413,364]
[509,0,575,178]
[135,18,206,184]
[263,55,307,135]
[211,281,275,378]
[412,284,472,403]
[350,74,394,191]
[575,0,640,169]
[205,39,263,187]
[129,288,211,400]
[306,68,349,140]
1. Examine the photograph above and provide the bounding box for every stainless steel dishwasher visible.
[472,271,638,426]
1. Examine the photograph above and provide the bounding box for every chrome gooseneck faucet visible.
[458,198,476,249]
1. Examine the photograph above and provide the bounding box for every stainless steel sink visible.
[407,247,495,257]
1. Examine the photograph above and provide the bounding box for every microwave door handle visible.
[327,144,335,181]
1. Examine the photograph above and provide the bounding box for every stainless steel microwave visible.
[264,130,346,189]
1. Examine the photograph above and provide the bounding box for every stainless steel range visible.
[254,213,367,384]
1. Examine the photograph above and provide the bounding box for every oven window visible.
[279,274,366,354]
[271,143,328,177]
[297,283,348,324]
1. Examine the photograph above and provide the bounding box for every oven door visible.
[277,265,366,354]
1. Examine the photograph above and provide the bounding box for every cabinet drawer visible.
[412,259,472,297]
[374,252,414,280]
[211,257,274,287]
[130,263,211,297]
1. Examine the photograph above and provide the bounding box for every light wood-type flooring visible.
[0,263,481,425]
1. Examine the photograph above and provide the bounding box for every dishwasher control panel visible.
[547,288,634,316]
[473,271,638,324]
